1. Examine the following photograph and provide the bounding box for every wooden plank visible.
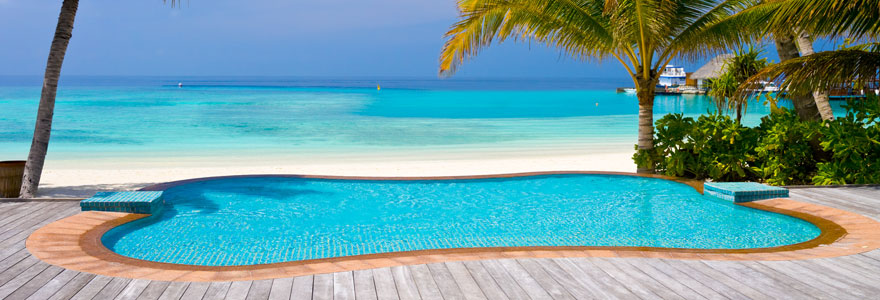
[0,204,77,247]
[47,272,97,300]
[761,261,880,298]
[622,258,710,299]
[661,260,751,300]
[289,276,313,300]
[0,249,30,274]
[441,262,489,300]
[353,269,378,300]
[0,202,49,230]
[0,260,53,299]
[801,258,880,289]
[135,281,171,300]
[502,259,569,300]
[0,255,44,288]
[482,259,550,299]
[24,268,79,300]
[156,281,189,300]
[678,260,767,300]
[408,265,443,300]
[312,273,334,300]
[268,277,293,300]
[585,258,671,299]
[425,263,467,300]
[203,282,233,300]
[245,279,273,300]
[92,277,131,299]
[333,272,356,300]
[371,268,400,300]
[179,281,210,300]
[225,281,253,300]
[542,258,613,299]
[461,260,513,300]
[112,279,151,300]
[520,259,595,299]
[474,260,529,300]
[759,260,871,298]
[390,266,420,300]
[701,260,809,300]
[553,258,634,298]
[0,206,81,259]
[69,275,112,300]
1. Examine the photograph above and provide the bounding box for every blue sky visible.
[0,0,838,78]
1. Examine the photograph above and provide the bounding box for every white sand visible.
[35,150,636,198]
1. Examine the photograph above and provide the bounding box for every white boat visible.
[658,65,687,87]
[623,88,636,94]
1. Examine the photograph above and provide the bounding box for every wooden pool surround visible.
[26,172,880,282]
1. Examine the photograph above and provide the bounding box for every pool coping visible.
[26,172,880,282]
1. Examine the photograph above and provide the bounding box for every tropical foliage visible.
[637,97,880,186]
[708,46,769,122]
[736,0,880,99]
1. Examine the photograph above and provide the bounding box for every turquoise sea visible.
[0,76,848,163]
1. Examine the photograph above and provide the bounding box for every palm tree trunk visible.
[19,0,79,198]
[795,31,835,121]
[636,79,656,174]
[775,32,822,122]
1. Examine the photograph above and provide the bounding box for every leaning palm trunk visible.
[636,79,657,173]
[20,0,79,198]
[795,32,835,121]
[774,32,822,122]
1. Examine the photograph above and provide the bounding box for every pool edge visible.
[27,173,880,282]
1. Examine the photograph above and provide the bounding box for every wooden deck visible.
[1,186,879,299]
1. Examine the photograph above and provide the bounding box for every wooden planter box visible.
[0,161,26,198]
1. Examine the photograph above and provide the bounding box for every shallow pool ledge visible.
[26,196,880,282]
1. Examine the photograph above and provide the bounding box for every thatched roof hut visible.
[690,54,734,80]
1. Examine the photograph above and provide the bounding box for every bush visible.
[634,97,880,186]
[634,113,758,182]
[752,108,820,185]
[813,98,880,185]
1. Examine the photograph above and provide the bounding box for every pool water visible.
[103,174,820,266]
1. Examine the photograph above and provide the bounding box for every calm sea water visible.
[0,76,848,162]
[104,174,820,266]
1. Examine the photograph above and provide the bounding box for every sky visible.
[0,0,839,79]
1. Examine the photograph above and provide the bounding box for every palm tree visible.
[19,0,80,198]
[438,0,758,173]
[738,0,879,110]
[20,0,182,198]
[709,46,768,122]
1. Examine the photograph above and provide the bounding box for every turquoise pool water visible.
[103,174,820,266]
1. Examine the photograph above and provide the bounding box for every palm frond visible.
[439,0,613,75]
[766,0,880,40]
[742,48,880,97]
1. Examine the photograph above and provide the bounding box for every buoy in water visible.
[377,85,381,91]
[178,82,183,88]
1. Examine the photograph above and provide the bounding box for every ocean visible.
[0,76,847,165]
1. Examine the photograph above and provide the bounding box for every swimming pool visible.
[103,174,820,266]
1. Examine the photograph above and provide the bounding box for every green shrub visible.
[636,97,880,186]
[813,98,880,185]
[752,108,820,185]
[634,114,758,181]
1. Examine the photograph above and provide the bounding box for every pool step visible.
[80,191,164,214]
[704,182,788,203]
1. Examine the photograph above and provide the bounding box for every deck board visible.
[3,185,880,299]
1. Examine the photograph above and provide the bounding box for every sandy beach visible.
[35,150,636,198]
